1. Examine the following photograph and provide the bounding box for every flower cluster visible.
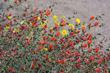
[0,5,110,73]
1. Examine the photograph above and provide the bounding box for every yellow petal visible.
[43,48,48,51]
[37,16,41,21]
[7,16,12,20]
[53,15,58,22]
[61,29,68,36]
[76,18,81,24]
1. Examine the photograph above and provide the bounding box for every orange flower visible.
[90,16,95,20]
[57,59,66,64]
[45,8,51,16]
[49,43,53,50]
[81,24,86,31]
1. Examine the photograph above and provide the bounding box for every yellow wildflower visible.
[53,15,58,22]
[76,18,81,24]
[37,16,41,21]
[68,23,75,30]
[7,16,12,20]
[13,28,20,33]
[5,25,10,29]
[61,16,66,19]
[55,22,60,26]
[40,23,45,28]
[43,48,48,51]
[61,29,68,36]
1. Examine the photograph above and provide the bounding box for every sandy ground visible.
[0,0,110,49]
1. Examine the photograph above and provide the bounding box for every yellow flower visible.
[13,28,20,33]
[37,16,41,21]
[76,18,81,24]
[4,24,10,31]
[7,16,12,20]
[55,22,60,26]
[61,29,68,36]
[43,48,48,51]
[61,16,66,19]
[53,15,58,22]
[68,23,75,30]
[40,23,45,28]
[5,25,10,29]
[20,20,25,25]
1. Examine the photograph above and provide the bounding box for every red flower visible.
[82,43,88,48]
[61,19,66,26]
[97,58,103,64]
[8,67,15,72]
[20,25,28,30]
[38,63,42,68]
[88,48,92,53]
[70,32,75,36]
[60,69,64,73]
[75,64,81,68]
[81,36,87,41]
[43,24,48,29]
[95,67,101,73]
[89,55,95,61]
[0,26,2,32]
[39,40,45,45]
[45,8,51,16]
[4,0,7,2]
[57,59,66,64]
[73,51,80,56]
[66,50,71,55]
[49,43,53,51]
[76,58,81,63]
[87,39,92,44]
[50,37,57,41]
[55,32,60,37]
[69,41,74,47]
[43,54,49,60]
[31,62,35,69]
[69,58,74,62]
[26,38,31,45]
[84,58,90,64]
[94,21,99,26]
[97,59,103,64]
[95,47,99,53]
[76,39,80,43]
[87,34,92,40]
[90,16,95,20]
[43,36,48,40]
[32,22,38,27]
